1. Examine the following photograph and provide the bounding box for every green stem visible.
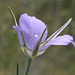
[25,57,32,75]
[17,63,19,75]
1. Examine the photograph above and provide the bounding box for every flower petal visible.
[29,16,48,42]
[19,13,31,33]
[39,35,75,51]
[13,26,24,47]
[21,30,39,51]
[47,35,75,46]
[19,14,48,42]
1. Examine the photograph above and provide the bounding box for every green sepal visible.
[32,27,47,58]
[40,18,72,47]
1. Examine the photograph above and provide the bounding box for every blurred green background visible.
[0,0,75,75]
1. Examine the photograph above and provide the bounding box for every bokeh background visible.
[0,0,75,75]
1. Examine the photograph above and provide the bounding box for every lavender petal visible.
[30,16,48,42]
[13,26,24,47]
[47,35,75,46]
[39,35,75,51]
[21,30,39,51]
[19,13,31,33]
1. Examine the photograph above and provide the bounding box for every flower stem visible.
[17,63,19,75]
[25,57,32,75]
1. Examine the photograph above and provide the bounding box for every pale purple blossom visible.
[13,13,75,57]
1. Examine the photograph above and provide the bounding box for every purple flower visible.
[13,13,75,57]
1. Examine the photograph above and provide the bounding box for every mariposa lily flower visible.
[13,13,75,58]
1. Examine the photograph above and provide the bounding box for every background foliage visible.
[0,0,75,75]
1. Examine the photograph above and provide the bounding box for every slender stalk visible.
[17,63,19,75]
[25,57,32,75]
